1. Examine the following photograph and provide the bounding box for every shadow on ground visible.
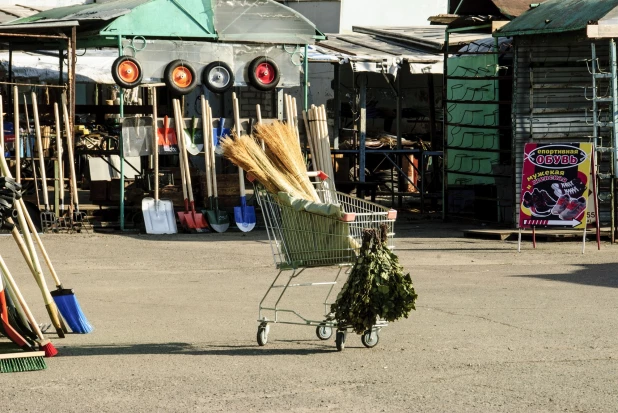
[58,341,336,357]
[512,263,618,288]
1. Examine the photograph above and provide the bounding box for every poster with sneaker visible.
[519,143,593,229]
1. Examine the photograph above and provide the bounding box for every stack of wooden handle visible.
[302,105,335,190]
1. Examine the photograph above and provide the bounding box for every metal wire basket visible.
[255,180,396,269]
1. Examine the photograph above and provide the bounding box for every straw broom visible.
[221,133,309,199]
[254,121,320,203]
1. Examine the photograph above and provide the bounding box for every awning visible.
[309,30,445,76]
[0,50,117,84]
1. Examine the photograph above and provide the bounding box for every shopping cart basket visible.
[254,172,397,351]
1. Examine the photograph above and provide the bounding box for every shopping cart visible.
[254,171,397,351]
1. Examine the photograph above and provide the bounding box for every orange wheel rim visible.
[118,60,139,83]
[172,66,192,88]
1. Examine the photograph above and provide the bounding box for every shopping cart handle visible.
[341,213,356,222]
[387,209,397,220]
[307,171,328,181]
[246,172,257,183]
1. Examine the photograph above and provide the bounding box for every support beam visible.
[358,76,367,183]
[396,71,402,207]
[118,34,125,231]
[333,63,341,149]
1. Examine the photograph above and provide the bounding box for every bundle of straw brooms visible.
[222,121,321,203]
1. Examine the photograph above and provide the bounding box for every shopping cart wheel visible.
[361,330,380,348]
[257,323,269,346]
[335,331,346,351]
[316,324,333,340]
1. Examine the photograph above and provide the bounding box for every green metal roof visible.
[2,0,323,45]
[495,0,618,37]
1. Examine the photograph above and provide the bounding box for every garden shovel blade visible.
[204,197,229,233]
[234,196,255,232]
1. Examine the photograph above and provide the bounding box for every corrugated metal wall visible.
[513,34,612,226]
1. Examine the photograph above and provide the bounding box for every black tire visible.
[361,330,379,348]
[257,323,268,346]
[247,56,281,91]
[202,61,235,94]
[164,60,198,95]
[335,331,346,351]
[316,324,333,340]
[111,56,143,89]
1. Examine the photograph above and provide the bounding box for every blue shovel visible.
[232,93,256,232]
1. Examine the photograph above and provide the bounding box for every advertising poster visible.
[519,143,593,229]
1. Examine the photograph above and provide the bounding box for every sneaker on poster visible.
[530,188,553,216]
[559,197,587,220]
[551,194,570,215]
[552,178,586,198]
[522,191,533,208]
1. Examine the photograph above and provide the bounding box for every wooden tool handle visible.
[232,93,245,196]
[54,103,64,205]
[201,96,213,199]
[62,94,79,205]
[208,105,219,198]
[172,99,188,202]
[152,87,159,201]
[32,92,49,208]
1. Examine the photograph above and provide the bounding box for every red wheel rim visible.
[172,66,193,88]
[255,62,275,84]
[118,60,139,83]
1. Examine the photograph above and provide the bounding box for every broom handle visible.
[232,93,246,197]
[0,254,46,341]
[54,103,64,211]
[152,87,159,202]
[32,92,49,209]
[201,96,212,199]
[172,100,188,202]
[62,95,79,209]
[292,97,300,143]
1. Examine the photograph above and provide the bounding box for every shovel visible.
[231,93,256,232]
[32,92,56,230]
[184,115,202,156]
[200,96,229,233]
[142,88,177,234]
[173,99,208,232]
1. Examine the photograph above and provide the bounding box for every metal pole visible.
[610,39,618,178]
[442,31,449,221]
[118,35,125,231]
[303,44,309,111]
[396,71,402,208]
[333,63,341,149]
[359,76,367,183]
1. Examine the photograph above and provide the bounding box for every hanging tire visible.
[248,56,280,91]
[111,56,143,89]
[164,60,198,95]
[202,61,234,94]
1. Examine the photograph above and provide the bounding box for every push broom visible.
[0,100,92,334]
